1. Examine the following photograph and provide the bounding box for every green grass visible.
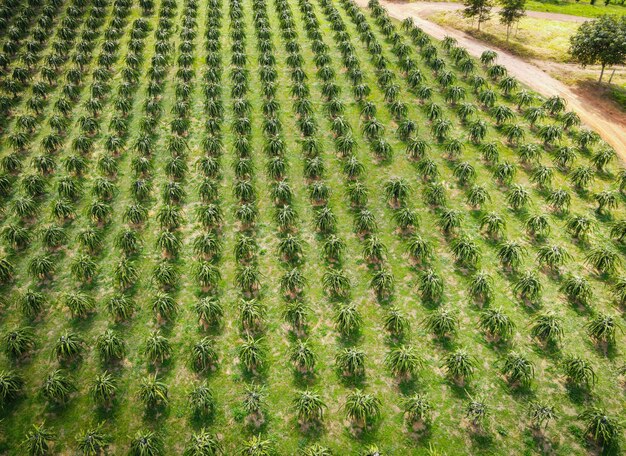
[409,0,626,18]
[431,12,577,62]
[526,0,626,18]
[609,85,626,110]
[0,0,624,454]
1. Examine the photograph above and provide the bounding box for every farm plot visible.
[0,0,624,454]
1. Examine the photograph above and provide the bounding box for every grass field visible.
[431,12,577,62]
[408,0,626,18]
[0,0,624,454]
[524,0,626,18]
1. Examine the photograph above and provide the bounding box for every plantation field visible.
[0,0,624,454]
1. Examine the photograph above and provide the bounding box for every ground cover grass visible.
[0,0,624,454]
[525,0,626,18]
[408,0,626,18]
[431,12,578,62]
[609,85,626,110]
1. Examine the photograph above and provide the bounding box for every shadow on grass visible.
[446,379,473,399]
[468,428,495,451]
[292,369,317,388]
[336,369,367,389]
[565,383,593,405]
[189,411,216,430]
[523,427,560,455]
[142,403,171,424]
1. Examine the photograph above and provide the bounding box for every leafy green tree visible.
[290,339,316,375]
[424,307,459,339]
[569,15,626,82]
[463,0,494,31]
[302,444,332,456]
[96,329,126,364]
[42,369,74,405]
[531,312,564,346]
[586,313,621,346]
[404,394,432,431]
[192,337,219,373]
[53,332,83,363]
[361,445,384,456]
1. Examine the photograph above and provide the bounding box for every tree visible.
[42,369,74,405]
[463,0,493,31]
[53,332,83,363]
[242,384,266,429]
[192,338,219,373]
[531,312,564,346]
[96,329,126,364]
[586,313,621,346]
[569,15,626,82]
[424,307,459,339]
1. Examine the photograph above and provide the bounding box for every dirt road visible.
[354,0,626,160]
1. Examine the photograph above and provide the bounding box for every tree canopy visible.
[569,15,626,82]
[499,0,526,40]
[463,0,494,31]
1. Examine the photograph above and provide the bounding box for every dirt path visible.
[355,0,626,160]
